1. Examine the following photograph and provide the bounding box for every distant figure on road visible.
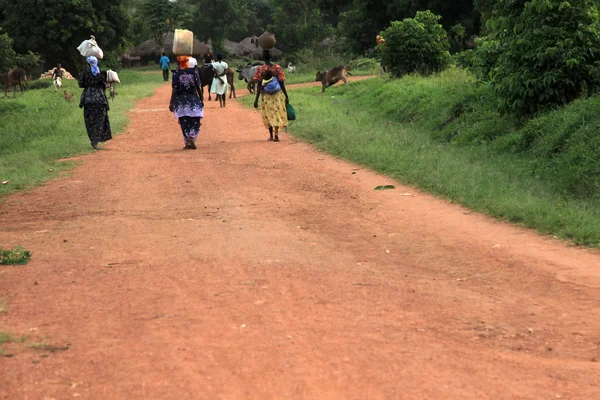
[78,56,111,150]
[254,49,289,142]
[169,56,204,150]
[211,54,228,107]
[160,52,170,82]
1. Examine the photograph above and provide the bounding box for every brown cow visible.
[2,68,27,97]
[315,65,349,93]
[226,67,236,99]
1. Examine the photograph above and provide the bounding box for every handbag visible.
[106,70,120,83]
[286,102,296,121]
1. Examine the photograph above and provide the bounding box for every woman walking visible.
[253,49,289,142]
[78,56,111,150]
[210,54,228,107]
[169,56,204,150]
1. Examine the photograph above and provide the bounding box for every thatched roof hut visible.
[224,40,243,57]
[128,31,210,61]
[225,36,283,61]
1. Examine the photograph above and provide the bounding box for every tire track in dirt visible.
[1,79,599,399]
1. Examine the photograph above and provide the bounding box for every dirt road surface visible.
[1,80,599,399]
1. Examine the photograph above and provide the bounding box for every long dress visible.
[172,68,204,145]
[78,69,112,146]
[210,61,228,96]
[253,64,287,129]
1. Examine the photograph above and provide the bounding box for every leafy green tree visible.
[142,0,192,50]
[377,10,451,77]
[338,0,408,55]
[0,30,17,72]
[338,0,479,55]
[0,0,130,71]
[268,0,333,53]
[188,0,255,54]
[489,0,600,116]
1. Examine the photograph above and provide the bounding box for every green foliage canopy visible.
[489,0,600,116]
[0,0,130,71]
[377,10,451,77]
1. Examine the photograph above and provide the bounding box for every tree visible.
[268,0,333,53]
[338,0,479,55]
[0,30,17,72]
[489,0,600,116]
[141,0,192,51]
[377,10,451,77]
[0,0,130,71]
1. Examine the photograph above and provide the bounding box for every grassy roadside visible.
[0,70,163,197]
[238,72,600,248]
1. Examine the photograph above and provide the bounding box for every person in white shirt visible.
[210,54,228,107]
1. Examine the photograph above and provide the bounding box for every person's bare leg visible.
[274,126,279,142]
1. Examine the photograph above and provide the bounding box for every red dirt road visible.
[1,81,599,399]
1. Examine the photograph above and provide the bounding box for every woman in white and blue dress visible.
[210,54,228,107]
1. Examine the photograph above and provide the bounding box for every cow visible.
[2,68,27,98]
[315,65,349,93]
[287,63,296,73]
[236,64,261,94]
[226,67,236,99]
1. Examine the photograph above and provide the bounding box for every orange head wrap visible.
[177,56,190,69]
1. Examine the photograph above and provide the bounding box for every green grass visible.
[0,331,27,345]
[0,246,31,265]
[239,70,600,248]
[0,69,164,197]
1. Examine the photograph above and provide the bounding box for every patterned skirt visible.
[83,105,112,144]
[260,91,287,129]
[179,116,201,143]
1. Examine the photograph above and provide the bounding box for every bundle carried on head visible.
[173,29,194,56]
[77,35,104,59]
[258,32,276,49]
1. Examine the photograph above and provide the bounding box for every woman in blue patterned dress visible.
[78,56,112,150]
[169,56,204,150]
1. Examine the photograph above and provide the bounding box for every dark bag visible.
[286,102,296,121]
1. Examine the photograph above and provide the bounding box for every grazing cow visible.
[226,67,236,99]
[315,65,349,93]
[236,64,261,94]
[2,68,27,97]
[287,63,296,73]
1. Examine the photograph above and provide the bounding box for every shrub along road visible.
[0,81,599,399]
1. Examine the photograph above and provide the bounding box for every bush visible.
[0,246,31,265]
[27,80,52,90]
[490,0,600,116]
[377,10,451,77]
[453,36,501,82]
[0,31,17,72]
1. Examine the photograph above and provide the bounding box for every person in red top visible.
[253,49,289,141]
